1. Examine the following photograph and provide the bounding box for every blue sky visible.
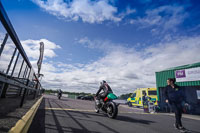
[1,0,200,95]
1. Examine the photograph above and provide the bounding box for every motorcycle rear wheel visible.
[107,102,118,119]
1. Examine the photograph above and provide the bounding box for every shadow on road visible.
[186,130,200,133]
[54,100,120,133]
[29,96,186,133]
[0,127,9,132]
[28,98,46,133]
[57,98,68,102]
[116,115,155,125]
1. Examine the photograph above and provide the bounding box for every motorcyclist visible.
[95,80,113,101]
[58,89,62,97]
[95,81,118,118]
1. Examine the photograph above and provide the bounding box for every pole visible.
[0,33,8,56]
[6,48,17,74]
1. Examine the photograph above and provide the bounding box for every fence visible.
[0,1,42,107]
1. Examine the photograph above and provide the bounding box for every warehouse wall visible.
[158,86,200,115]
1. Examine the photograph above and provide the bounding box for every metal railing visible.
[0,1,42,107]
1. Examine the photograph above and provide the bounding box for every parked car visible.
[81,95,94,101]
[77,95,84,99]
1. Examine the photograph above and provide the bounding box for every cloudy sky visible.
[1,0,200,95]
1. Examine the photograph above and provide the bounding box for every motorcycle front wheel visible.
[107,102,118,119]
[94,101,99,113]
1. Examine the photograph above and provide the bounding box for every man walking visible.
[164,78,187,132]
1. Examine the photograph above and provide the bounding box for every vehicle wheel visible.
[107,102,118,119]
[95,101,99,113]
[128,102,132,107]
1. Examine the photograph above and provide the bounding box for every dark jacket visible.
[96,83,113,97]
[164,84,185,104]
[142,95,148,104]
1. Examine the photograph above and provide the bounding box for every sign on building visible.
[197,90,200,100]
[175,67,200,82]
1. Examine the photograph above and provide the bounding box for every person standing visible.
[164,78,187,132]
[142,92,149,112]
[142,92,148,105]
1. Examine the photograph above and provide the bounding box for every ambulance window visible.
[148,91,157,95]
[142,91,146,95]
[132,93,136,98]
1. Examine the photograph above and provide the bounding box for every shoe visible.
[95,109,99,113]
[179,127,187,133]
[174,124,179,130]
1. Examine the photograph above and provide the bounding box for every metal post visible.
[23,65,28,78]
[20,79,29,107]
[18,60,24,78]
[0,83,8,98]
[33,82,38,99]
[6,47,17,75]
[27,68,31,79]
[18,60,24,96]
[37,83,41,97]
[33,79,39,99]
[26,68,31,96]
[11,52,20,77]
[0,33,8,56]
[0,82,4,97]
[25,68,30,79]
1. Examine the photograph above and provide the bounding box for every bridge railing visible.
[0,1,42,107]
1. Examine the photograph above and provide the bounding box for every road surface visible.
[28,95,200,133]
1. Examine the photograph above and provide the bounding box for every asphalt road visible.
[28,95,200,133]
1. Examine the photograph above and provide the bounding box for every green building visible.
[155,62,200,114]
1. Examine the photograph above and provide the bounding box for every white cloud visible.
[119,7,136,19]
[1,34,199,95]
[77,37,128,52]
[0,37,17,74]
[32,0,122,23]
[21,39,61,60]
[0,36,61,78]
[131,5,188,34]
[37,36,200,96]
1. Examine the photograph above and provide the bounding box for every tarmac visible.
[28,95,200,133]
[1,94,200,133]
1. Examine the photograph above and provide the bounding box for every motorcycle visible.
[95,93,119,119]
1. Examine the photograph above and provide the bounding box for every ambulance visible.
[127,88,158,107]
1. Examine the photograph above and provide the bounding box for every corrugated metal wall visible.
[155,62,200,101]
[156,62,200,88]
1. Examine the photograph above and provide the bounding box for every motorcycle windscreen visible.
[107,93,117,100]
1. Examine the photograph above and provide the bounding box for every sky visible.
[1,0,200,95]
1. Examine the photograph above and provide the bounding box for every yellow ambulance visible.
[127,88,158,107]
